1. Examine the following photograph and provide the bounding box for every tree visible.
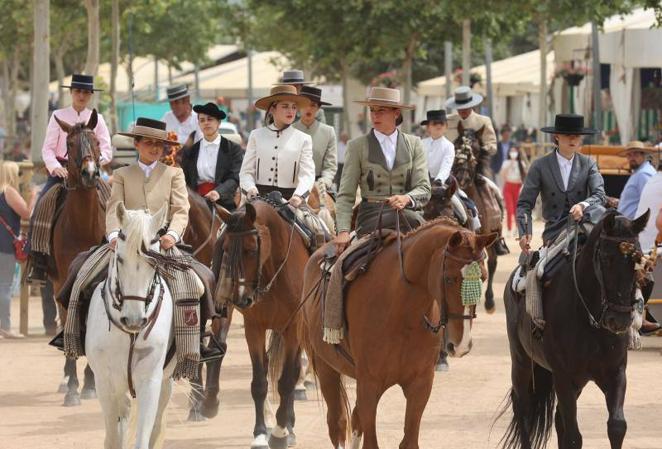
[109,0,120,133]
[84,0,100,76]
[31,0,50,162]
[50,0,87,107]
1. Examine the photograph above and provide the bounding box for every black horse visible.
[499,209,649,449]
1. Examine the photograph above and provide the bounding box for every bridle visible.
[65,127,100,190]
[570,220,642,329]
[423,242,486,334]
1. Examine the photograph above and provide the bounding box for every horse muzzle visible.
[232,294,256,310]
[119,316,148,333]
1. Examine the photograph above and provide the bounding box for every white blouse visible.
[240,125,315,197]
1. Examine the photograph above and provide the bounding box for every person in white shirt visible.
[335,131,349,187]
[500,146,527,234]
[240,85,315,207]
[161,85,202,144]
[420,109,454,184]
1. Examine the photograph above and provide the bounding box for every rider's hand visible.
[570,203,585,221]
[52,167,68,178]
[386,194,411,210]
[519,235,531,255]
[288,195,303,208]
[160,234,176,250]
[204,190,220,202]
[334,231,351,255]
[109,238,117,251]
[246,187,259,200]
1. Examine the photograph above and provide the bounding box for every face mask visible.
[509,151,518,160]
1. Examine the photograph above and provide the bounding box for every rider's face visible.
[198,113,220,139]
[135,138,166,165]
[555,134,583,155]
[457,108,473,120]
[370,107,400,134]
[426,121,447,140]
[71,88,93,110]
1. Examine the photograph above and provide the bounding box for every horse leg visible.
[554,379,583,449]
[294,352,308,401]
[95,379,124,449]
[56,303,69,393]
[187,364,206,422]
[63,358,81,407]
[350,406,363,449]
[149,378,174,449]
[355,380,384,449]
[268,333,301,449]
[81,363,96,399]
[398,373,435,449]
[202,309,233,418]
[598,368,627,449]
[484,247,497,314]
[134,373,165,449]
[314,354,349,448]
[246,322,269,449]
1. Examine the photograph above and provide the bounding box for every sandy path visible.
[1,233,661,449]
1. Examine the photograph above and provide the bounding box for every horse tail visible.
[266,330,285,392]
[495,364,556,449]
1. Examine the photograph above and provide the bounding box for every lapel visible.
[367,130,389,171]
[188,142,201,184]
[567,153,581,191]
[214,137,225,182]
[547,151,566,192]
[144,162,166,193]
[393,132,410,170]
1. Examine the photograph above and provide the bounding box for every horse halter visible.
[65,127,100,190]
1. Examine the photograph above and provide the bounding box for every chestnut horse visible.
[213,200,310,449]
[50,111,107,406]
[300,220,497,449]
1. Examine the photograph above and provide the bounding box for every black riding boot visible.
[494,237,510,256]
[200,316,226,362]
[27,252,49,285]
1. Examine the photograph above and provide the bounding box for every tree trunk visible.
[53,49,65,108]
[538,15,548,142]
[340,60,351,138]
[462,19,471,86]
[84,0,100,76]
[1,59,17,142]
[31,0,50,163]
[402,34,418,133]
[110,0,120,133]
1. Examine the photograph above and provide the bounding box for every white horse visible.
[86,203,174,449]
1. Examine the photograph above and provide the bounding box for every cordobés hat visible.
[445,86,483,110]
[300,85,332,106]
[279,69,313,85]
[166,84,191,102]
[354,87,415,110]
[61,74,103,92]
[193,102,227,121]
[255,85,311,111]
[618,140,656,156]
[421,109,447,126]
[540,114,598,135]
[117,117,177,145]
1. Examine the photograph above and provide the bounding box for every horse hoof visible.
[293,389,307,401]
[435,361,449,372]
[484,297,495,314]
[287,432,297,447]
[268,434,289,449]
[80,388,97,400]
[250,433,269,449]
[201,398,220,419]
[187,408,207,422]
[63,392,81,407]
[57,377,69,393]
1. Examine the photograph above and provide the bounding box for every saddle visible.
[323,229,397,281]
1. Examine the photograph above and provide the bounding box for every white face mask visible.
[509,151,518,160]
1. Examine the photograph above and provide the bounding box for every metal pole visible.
[247,49,254,131]
[591,22,603,132]
[154,57,159,101]
[444,41,453,100]
[462,19,471,86]
[485,38,494,118]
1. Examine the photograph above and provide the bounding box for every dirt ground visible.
[1,232,661,449]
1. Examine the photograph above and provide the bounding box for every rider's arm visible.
[581,157,607,209]
[405,136,432,209]
[319,127,338,189]
[434,140,455,183]
[167,167,190,240]
[214,139,243,201]
[335,140,361,233]
[239,130,258,194]
[294,134,315,198]
[42,114,63,175]
[480,116,498,156]
[95,113,113,166]
[516,158,542,238]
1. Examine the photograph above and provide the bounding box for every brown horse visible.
[50,111,107,406]
[213,200,310,449]
[452,125,504,314]
[300,220,497,449]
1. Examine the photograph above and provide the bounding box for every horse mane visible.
[403,216,461,239]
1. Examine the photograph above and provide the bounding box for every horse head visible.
[452,125,481,190]
[423,176,459,220]
[584,209,650,334]
[427,228,497,357]
[113,202,168,332]
[215,201,274,310]
[55,109,101,189]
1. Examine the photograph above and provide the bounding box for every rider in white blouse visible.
[420,109,455,183]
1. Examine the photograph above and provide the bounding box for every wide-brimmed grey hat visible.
[166,84,191,102]
[445,86,483,110]
[279,70,314,85]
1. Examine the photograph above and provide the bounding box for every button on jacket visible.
[240,125,315,198]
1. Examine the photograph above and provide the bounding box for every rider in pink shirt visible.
[28,74,112,283]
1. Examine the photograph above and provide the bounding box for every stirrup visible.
[200,331,226,363]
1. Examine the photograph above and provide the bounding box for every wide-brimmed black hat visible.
[166,84,190,102]
[193,102,227,120]
[61,74,103,92]
[300,86,332,106]
[420,109,447,126]
[117,117,177,145]
[540,114,598,135]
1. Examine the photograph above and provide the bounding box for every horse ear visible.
[457,121,464,137]
[151,204,168,237]
[182,130,196,151]
[447,176,458,197]
[54,114,72,134]
[603,210,617,232]
[631,209,650,234]
[87,109,98,130]
[449,231,463,248]
[244,202,257,225]
[215,205,232,223]
[116,202,127,227]
[477,232,498,250]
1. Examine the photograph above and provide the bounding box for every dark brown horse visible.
[452,124,503,313]
[51,111,106,406]
[213,200,310,449]
[498,211,649,449]
[300,220,497,449]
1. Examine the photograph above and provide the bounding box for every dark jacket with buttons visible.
[516,150,606,242]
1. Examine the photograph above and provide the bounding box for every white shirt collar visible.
[374,128,398,145]
[555,150,574,166]
[202,134,221,147]
[138,160,158,176]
